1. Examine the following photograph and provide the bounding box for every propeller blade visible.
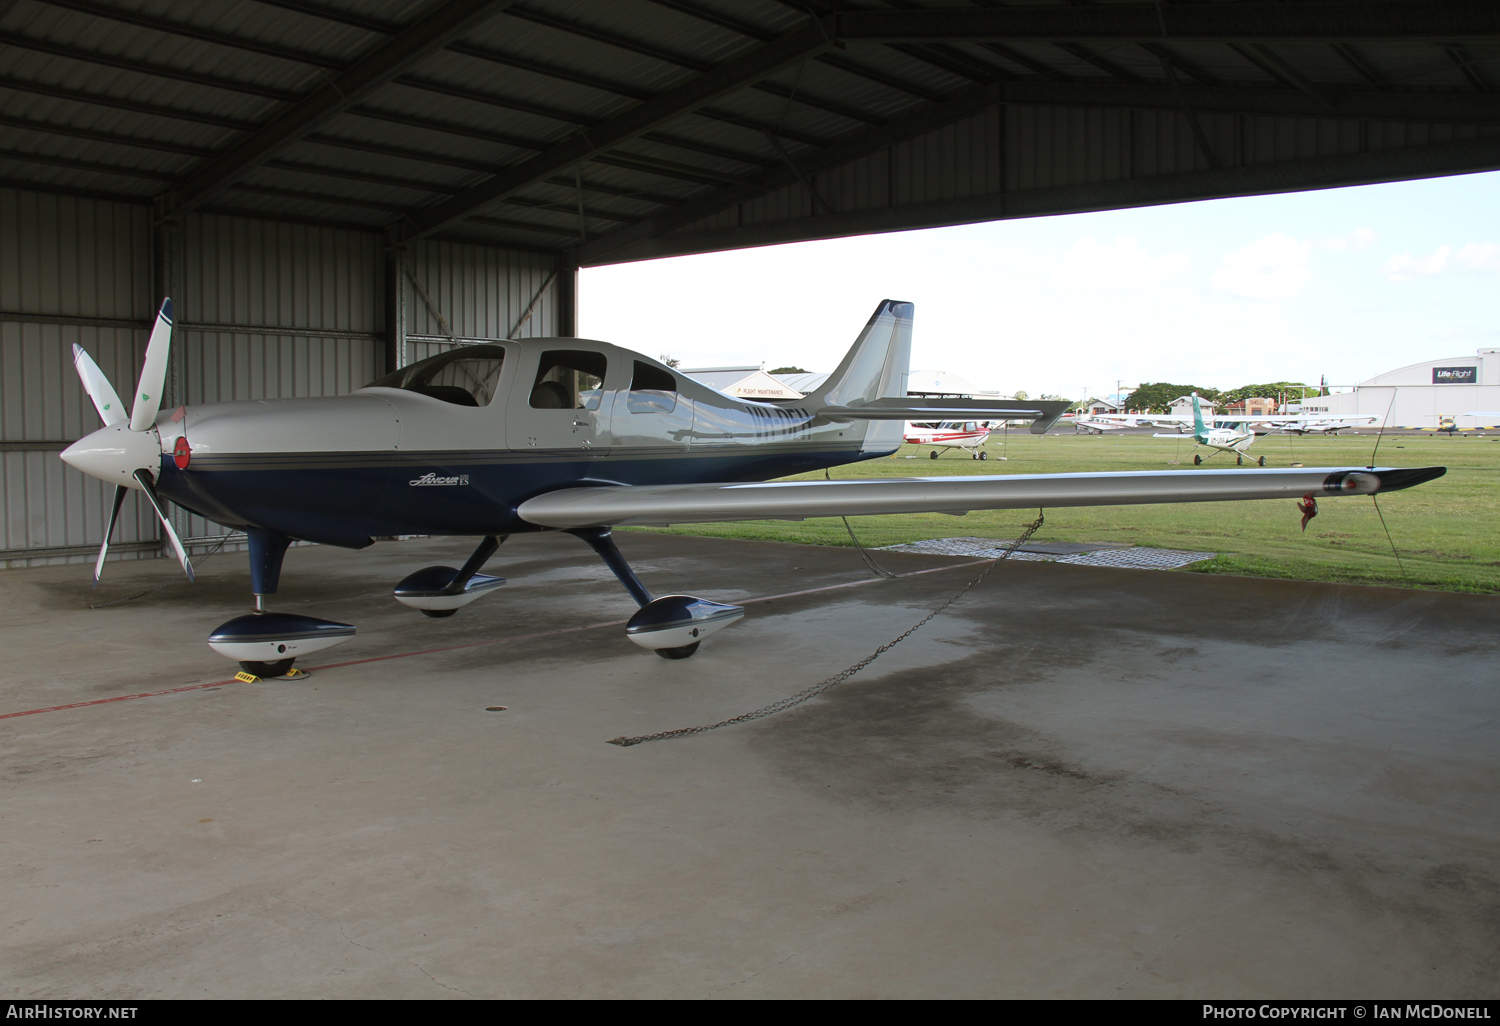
[132,468,194,582]
[93,484,128,587]
[129,297,173,433]
[72,345,128,427]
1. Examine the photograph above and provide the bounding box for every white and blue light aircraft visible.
[61,300,1444,676]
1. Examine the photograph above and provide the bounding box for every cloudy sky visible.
[580,169,1500,400]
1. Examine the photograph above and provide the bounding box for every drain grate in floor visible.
[883,537,1216,570]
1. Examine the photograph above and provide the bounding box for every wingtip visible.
[159,296,173,322]
[1373,466,1446,492]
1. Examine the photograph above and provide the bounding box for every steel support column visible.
[555,257,578,338]
[383,247,406,373]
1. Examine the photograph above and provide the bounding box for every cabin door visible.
[507,346,618,453]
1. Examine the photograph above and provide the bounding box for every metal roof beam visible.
[1050,41,1144,82]
[833,3,1500,42]
[388,18,840,244]
[646,0,949,101]
[504,5,882,127]
[611,134,1500,263]
[0,31,300,101]
[2,29,827,166]
[579,79,1012,265]
[1444,45,1493,93]
[0,79,686,200]
[0,73,258,131]
[578,78,1500,264]
[159,0,517,216]
[1329,43,1388,90]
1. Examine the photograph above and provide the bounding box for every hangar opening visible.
[3,0,1499,570]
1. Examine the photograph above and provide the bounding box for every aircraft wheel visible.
[1193,454,1202,465]
[1258,456,1266,467]
[930,451,939,460]
[1237,455,1243,466]
[238,658,295,678]
[655,642,700,660]
[971,452,980,460]
[979,451,988,460]
[420,608,458,618]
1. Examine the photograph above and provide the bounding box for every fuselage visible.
[903,421,989,447]
[137,338,900,547]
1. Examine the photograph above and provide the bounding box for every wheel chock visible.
[234,671,261,683]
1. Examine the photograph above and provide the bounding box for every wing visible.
[517,466,1446,529]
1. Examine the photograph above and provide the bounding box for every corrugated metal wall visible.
[1,186,565,569]
[171,212,385,545]
[0,188,154,567]
[399,239,563,369]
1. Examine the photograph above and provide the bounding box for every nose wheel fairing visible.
[206,526,357,675]
[207,612,356,668]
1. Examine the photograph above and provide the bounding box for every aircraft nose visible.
[61,424,162,488]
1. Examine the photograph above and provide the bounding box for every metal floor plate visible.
[883,537,1217,569]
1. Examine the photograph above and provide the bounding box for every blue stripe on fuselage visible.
[156,446,894,546]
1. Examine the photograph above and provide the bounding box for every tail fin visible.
[1192,392,1207,438]
[807,300,912,408]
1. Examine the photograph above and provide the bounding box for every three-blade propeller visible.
[70,298,194,586]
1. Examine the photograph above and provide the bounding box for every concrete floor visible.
[1,531,1496,999]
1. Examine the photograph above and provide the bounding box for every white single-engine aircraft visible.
[1087,407,1377,435]
[1154,393,1266,466]
[61,299,1444,676]
[903,420,993,459]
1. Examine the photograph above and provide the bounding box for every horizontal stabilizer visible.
[518,465,1446,529]
[818,397,1072,435]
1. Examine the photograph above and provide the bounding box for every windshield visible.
[365,345,505,407]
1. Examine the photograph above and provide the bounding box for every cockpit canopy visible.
[364,345,505,406]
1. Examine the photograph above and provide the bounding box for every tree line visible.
[1121,380,1327,413]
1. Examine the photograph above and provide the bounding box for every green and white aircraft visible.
[1155,393,1265,466]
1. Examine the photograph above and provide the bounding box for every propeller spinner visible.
[61,298,194,584]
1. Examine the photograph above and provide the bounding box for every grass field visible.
[623,429,1500,594]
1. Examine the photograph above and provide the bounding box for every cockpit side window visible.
[531,350,607,410]
[364,344,504,406]
[626,360,678,414]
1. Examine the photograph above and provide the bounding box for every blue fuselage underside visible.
[157,446,892,547]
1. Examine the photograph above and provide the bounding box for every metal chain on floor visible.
[825,469,900,579]
[88,533,233,609]
[606,509,1045,747]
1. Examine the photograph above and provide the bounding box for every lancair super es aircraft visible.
[61,299,1444,676]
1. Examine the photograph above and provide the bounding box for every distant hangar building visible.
[1289,349,1500,428]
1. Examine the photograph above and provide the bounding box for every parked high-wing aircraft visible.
[1154,393,1265,465]
[1086,407,1377,435]
[62,299,1444,676]
[903,420,993,459]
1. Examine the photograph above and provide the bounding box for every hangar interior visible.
[4,3,1500,1000]
[3,0,1500,572]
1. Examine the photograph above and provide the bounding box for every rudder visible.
[808,300,913,410]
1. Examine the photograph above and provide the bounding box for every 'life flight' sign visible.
[1433,366,1477,384]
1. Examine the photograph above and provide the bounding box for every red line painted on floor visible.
[1,558,991,722]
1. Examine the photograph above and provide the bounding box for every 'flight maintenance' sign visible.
[1433,366,1477,384]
